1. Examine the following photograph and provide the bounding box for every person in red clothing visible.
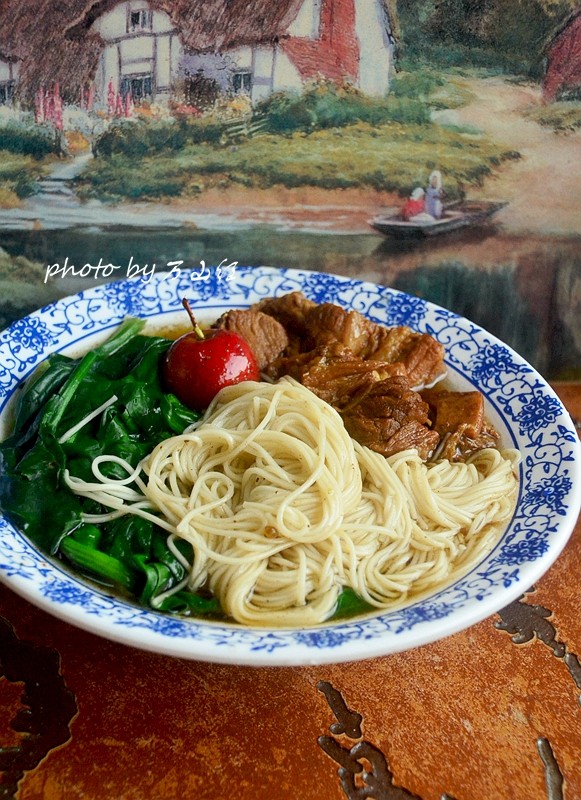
[401,187,426,220]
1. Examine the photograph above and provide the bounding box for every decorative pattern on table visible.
[0,266,579,659]
[317,680,565,800]
[0,615,77,799]
[496,591,581,702]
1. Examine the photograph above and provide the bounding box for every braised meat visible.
[422,389,484,437]
[435,423,500,462]
[268,343,406,407]
[214,309,289,371]
[300,304,446,387]
[266,344,437,457]
[302,352,406,411]
[422,389,500,461]
[300,303,378,355]
[255,291,446,388]
[255,292,316,346]
[367,327,446,388]
[342,376,440,460]
[242,291,493,463]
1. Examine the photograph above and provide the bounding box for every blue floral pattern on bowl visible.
[0,266,579,666]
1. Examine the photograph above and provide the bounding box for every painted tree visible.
[397,0,576,74]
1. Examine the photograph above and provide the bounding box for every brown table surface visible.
[1,383,580,800]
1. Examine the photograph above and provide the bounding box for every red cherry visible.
[163,300,260,410]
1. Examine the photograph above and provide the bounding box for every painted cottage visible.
[88,3,180,104]
[0,54,19,105]
[543,7,581,101]
[66,0,395,107]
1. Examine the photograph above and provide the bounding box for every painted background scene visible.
[0,0,580,379]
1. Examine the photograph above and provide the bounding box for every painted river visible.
[1,217,579,381]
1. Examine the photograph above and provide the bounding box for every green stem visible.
[40,317,146,438]
[60,536,136,591]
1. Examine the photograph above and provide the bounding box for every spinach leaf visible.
[155,590,222,617]
[11,354,77,440]
[161,393,199,433]
[61,533,137,591]
[0,317,218,617]
[332,588,374,620]
[104,515,155,564]
[0,458,83,553]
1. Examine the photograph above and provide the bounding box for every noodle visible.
[64,377,519,627]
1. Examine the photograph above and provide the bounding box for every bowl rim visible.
[0,265,579,666]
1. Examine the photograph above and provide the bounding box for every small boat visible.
[369,200,507,239]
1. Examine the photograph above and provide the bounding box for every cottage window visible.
[128,9,152,32]
[0,81,15,105]
[120,74,153,102]
[232,71,252,94]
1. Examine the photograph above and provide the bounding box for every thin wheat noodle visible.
[65,377,519,627]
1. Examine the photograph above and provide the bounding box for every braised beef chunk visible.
[269,341,366,382]
[347,376,432,427]
[368,327,446,388]
[265,342,356,382]
[342,376,440,460]
[264,347,323,382]
[257,291,446,388]
[422,390,485,438]
[255,292,316,344]
[215,309,289,371]
[374,420,441,461]
[267,343,407,407]
[422,389,499,461]
[248,291,494,462]
[301,303,377,355]
[300,347,407,410]
[432,423,500,462]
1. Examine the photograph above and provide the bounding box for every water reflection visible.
[0,224,579,380]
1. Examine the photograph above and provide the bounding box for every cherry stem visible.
[182,298,205,340]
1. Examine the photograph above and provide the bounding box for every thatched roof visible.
[0,0,398,103]
[0,0,305,101]
[0,0,101,100]
[67,0,304,50]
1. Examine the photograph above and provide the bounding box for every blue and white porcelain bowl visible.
[0,266,579,666]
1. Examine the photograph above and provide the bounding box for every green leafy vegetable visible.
[155,590,222,617]
[11,354,77,440]
[0,318,374,625]
[332,588,374,620]
[61,535,137,591]
[0,318,208,614]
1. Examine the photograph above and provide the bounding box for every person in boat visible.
[401,187,426,220]
[425,170,444,219]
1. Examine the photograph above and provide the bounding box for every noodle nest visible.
[67,377,519,627]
